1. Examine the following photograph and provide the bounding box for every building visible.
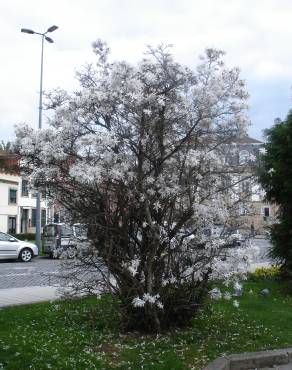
[0,151,52,234]
[224,135,276,234]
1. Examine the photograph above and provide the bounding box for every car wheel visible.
[19,248,33,262]
[67,246,76,259]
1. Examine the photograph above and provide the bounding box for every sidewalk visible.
[0,261,272,308]
[0,286,60,307]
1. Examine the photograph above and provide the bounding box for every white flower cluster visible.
[122,258,140,277]
[209,287,239,307]
[14,43,252,324]
[132,293,163,309]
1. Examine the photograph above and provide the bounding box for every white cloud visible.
[0,0,292,141]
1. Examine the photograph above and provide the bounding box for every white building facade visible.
[224,136,276,234]
[0,171,52,235]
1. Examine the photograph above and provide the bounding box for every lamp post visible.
[21,25,58,252]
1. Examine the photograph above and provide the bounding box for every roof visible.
[0,150,19,174]
[227,136,263,144]
[0,150,18,159]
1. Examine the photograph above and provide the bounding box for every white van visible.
[42,223,87,257]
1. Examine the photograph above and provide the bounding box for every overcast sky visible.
[1,0,292,143]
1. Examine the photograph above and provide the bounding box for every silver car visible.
[0,232,38,262]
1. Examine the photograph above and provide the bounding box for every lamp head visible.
[45,36,54,43]
[47,25,58,33]
[21,28,35,34]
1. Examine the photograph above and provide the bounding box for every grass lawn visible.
[0,279,292,370]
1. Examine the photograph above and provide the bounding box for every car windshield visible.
[43,225,57,237]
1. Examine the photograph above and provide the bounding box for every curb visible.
[203,348,292,370]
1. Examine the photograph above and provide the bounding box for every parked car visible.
[215,227,244,247]
[0,232,38,262]
[42,223,87,258]
[225,229,244,247]
[203,226,244,247]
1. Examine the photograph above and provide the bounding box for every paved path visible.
[0,286,60,307]
[0,257,61,307]
[0,238,273,308]
[262,365,292,369]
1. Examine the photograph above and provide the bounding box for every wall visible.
[0,172,51,234]
[0,173,19,233]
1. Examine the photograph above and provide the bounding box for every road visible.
[250,237,272,261]
[0,238,273,290]
[0,256,61,289]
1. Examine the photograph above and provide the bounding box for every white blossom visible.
[233,281,242,291]
[209,287,222,300]
[133,297,145,307]
[132,293,163,309]
[153,201,162,211]
[224,292,232,300]
[14,42,253,331]
[233,300,240,308]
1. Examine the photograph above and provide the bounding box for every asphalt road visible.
[251,237,273,262]
[0,238,273,290]
[0,256,61,289]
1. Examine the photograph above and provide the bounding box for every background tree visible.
[258,111,292,273]
[14,42,256,332]
[0,140,17,172]
[0,140,12,152]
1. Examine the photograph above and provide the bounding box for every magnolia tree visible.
[15,42,257,332]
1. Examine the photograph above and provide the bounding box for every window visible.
[8,216,16,234]
[239,150,250,165]
[32,209,46,227]
[241,181,251,194]
[54,213,60,223]
[21,180,29,197]
[264,207,270,217]
[21,209,29,233]
[41,209,46,227]
[43,224,57,237]
[60,225,73,237]
[261,207,270,220]
[9,189,17,204]
[0,232,15,241]
[31,209,36,227]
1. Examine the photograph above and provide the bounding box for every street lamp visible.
[21,25,58,252]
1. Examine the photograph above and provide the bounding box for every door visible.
[0,232,19,259]
[21,209,29,233]
[8,216,17,234]
[59,224,74,247]
[43,224,57,254]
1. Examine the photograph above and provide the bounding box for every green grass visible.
[0,279,292,369]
